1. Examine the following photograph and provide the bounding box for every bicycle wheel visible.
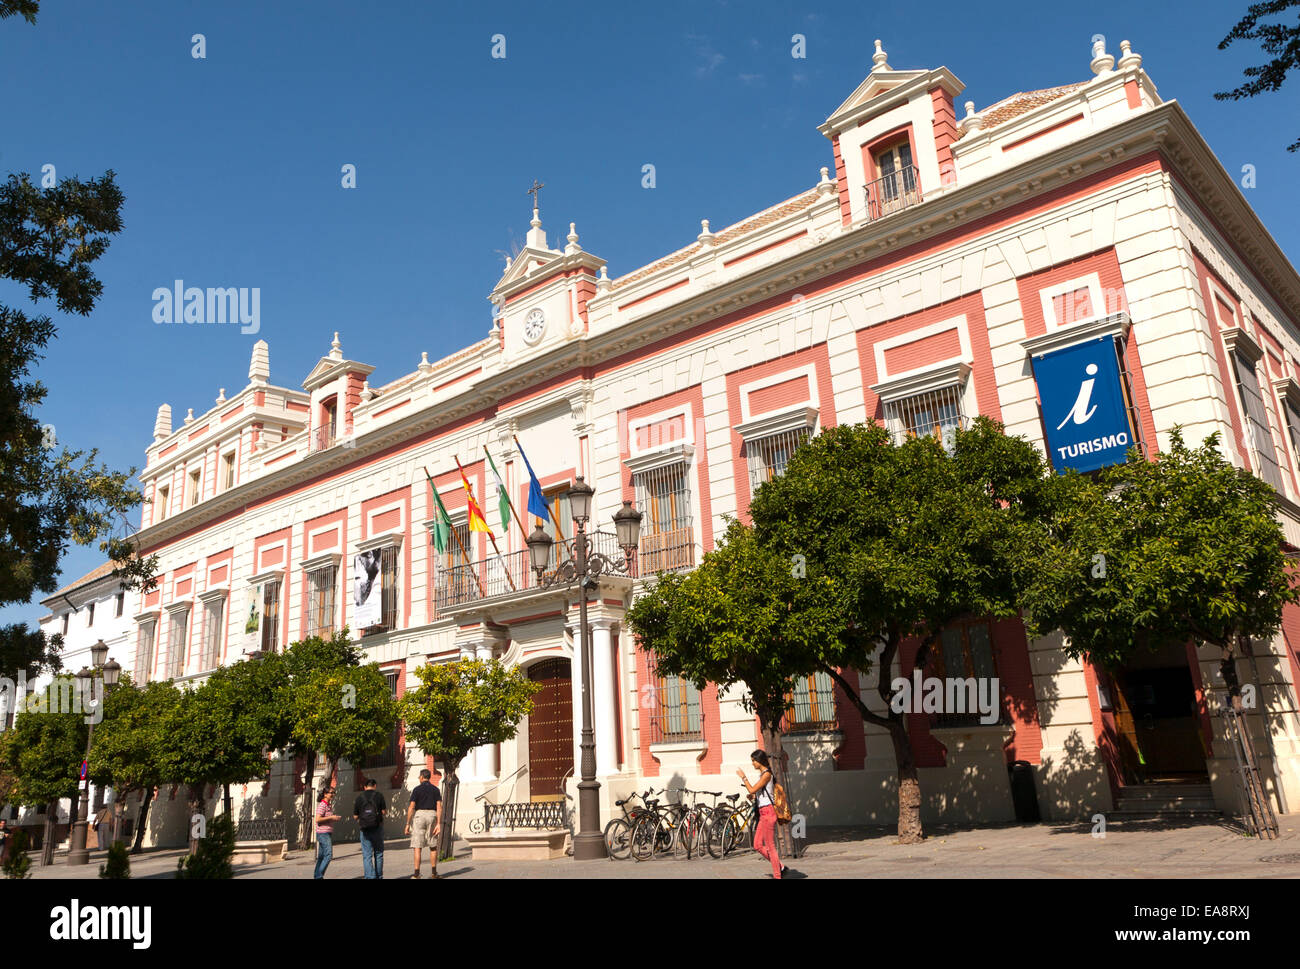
[603,818,633,860]
[631,814,659,862]
[722,813,746,857]
[707,810,732,859]
[673,815,692,860]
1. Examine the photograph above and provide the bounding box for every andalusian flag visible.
[484,448,512,535]
[457,466,493,535]
[429,482,454,555]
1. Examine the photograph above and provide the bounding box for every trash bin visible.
[1007,760,1040,822]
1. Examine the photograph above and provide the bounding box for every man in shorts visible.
[404,768,442,879]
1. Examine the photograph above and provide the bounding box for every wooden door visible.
[527,659,574,801]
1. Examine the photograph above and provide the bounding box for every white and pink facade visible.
[116,37,1300,846]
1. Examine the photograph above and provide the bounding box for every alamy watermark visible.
[889,670,1001,724]
[152,280,260,334]
[0,671,104,726]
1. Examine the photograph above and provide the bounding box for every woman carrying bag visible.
[737,749,788,879]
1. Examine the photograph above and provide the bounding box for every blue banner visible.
[1032,336,1135,474]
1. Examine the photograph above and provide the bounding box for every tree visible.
[1216,1,1300,150]
[195,654,291,816]
[626,518,844,850]
[748,419,1052,843]
[175,813,234,879]
[1,3,158,670]
[399,659,540,861]
[1022,429,1299,709]
[87,676,182,853]
[0,676,89,864]
[0,624,62,682]
[281,630,361,849]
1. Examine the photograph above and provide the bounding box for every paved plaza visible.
[23,815,1300,880]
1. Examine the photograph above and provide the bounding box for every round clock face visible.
[523,307,546,344]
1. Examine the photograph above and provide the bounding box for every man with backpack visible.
[353,777,387,879]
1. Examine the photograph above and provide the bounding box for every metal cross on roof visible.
[528,179,544,211]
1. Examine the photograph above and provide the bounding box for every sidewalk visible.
[23,815,1300,879]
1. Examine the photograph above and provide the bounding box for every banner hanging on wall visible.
[353,550,382,629]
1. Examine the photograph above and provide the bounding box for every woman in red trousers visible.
[737,749,785,879]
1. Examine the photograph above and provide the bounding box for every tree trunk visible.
[131,787,154,854]
[41,800,56,866]
[297,752,316,850]
[187,784,206,855]
[1220,641,1243,711]
[439,760,460,864]
[756,711,794,858]
[223,783,232,819]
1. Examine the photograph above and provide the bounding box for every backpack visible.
[772,776,792,825]
[357,793,381,830]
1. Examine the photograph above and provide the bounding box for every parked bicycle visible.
[603,788,661,860]
[708,791,755,858]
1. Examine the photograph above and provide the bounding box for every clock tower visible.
[489,199,606,362]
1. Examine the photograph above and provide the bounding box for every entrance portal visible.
[527,658,574,801]
[1109,644,1209,784]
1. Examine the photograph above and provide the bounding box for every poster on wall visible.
[353,550,382,629]
[242,584,262,651]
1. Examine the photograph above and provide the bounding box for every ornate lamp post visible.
[67,641,120,865]
[526,478,641,860]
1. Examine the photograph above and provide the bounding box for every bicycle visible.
[708,792,755,859]
[603,788,660,860]
[631,789,686,861]
[674,788,724,860]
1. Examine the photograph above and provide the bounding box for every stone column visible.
[567,623,584,787]
[474,642,498,781]
[591,620,618,776]
[458,645,480,781]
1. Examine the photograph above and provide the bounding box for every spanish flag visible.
[457,466,494,535]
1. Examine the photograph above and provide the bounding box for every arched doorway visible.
[527,658,574,801]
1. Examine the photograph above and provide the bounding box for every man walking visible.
[353,777,387,879]
[404,768,442,879]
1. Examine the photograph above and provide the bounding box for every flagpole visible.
[485,445,532,548]
[512,433,568,542]
[422,466,485,598]
[454,456,518,592]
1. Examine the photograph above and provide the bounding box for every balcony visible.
[309,423,337,452]
[435,530,640,614]
[863,165,923,221]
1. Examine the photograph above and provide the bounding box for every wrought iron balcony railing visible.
[863,165,923,221]
[310,424,337,452]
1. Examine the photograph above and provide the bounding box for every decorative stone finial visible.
[248,339,270,385]
[697,219,715,245]
[1090,37,1115,76]
[817,166,835,196]
[525,206,548,250]
[565,222,581,255]
[360,379,373,402]
[1117,39,1142,71]
[504,255,513,270]
[418,351,432,373]
[597,265,612,293]
[960,100,984,135]
[184,408,194,425]
[216,388,226,404]
[153,403,172,441]
[871,39,890,72]
[329,331,343,360]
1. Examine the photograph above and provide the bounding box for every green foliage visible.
[98,839,130,879]
[0,1,39,25]
[1023,430,1299,671]
[2,830,31,879]
[175,814,234,879]
[282,629,362,683]
[399,659,539,768]
[160,668,279,793]
[88,676,182,794]
[289,662,398,768]
[0,623,62,681]
[1215,0,1300,150]
[0,676,89,808]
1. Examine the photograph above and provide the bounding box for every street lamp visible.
[67,640,116,866]
[527,478,641,860]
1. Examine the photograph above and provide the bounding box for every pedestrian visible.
[737,749,785,879]
[313,787,342,879]
[353,777,387,879]
[93,805,113,849]
[0,819,9,865]
[403,768,442,879]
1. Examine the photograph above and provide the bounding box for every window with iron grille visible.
[364,670,402,767]
[1232,351,1285,491]
[307,565,337,638]
[746,427,811,493]
[114,592,124,618]
[883,383,967,444]
[785,670,837,732]
[135,621,156,683]
[929,619,1001,726]
[378,545,399,631]
[260,580,281,653]
[652,674,701,742]
[201,598,224,671]
[633,464,694,573]
[1282,397,1300,477]
[168,611,189,679]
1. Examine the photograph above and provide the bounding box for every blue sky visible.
[3,0,1297,626]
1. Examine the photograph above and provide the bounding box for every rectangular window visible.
[651,674,701,743]
[168,611,189,679]
[440,521,474,606]
[785,670,837,732]
[930,619,1001,726]
[201,598,224,671]
[747,427,812,494]
[1232,352,1285,490]
[222,452,236,491]
[378,546,399,631]
[61,612,69,636]
[364,671,402,768]
[86,602,95,627]
[1283,398,1300,476]
[633,464,694,573]
[540,486,574,544]
[188,469,201,507]
[307,565,337,638]
[135,621,156,682]
[156,485,169,522]
[883,383,967,444]
[260,580,282,653]
[866,139,920,219]
[114,592,124,618]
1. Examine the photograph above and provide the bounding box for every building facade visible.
[107,36,1300,846]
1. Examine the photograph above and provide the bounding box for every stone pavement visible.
[23,814,1300,879]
